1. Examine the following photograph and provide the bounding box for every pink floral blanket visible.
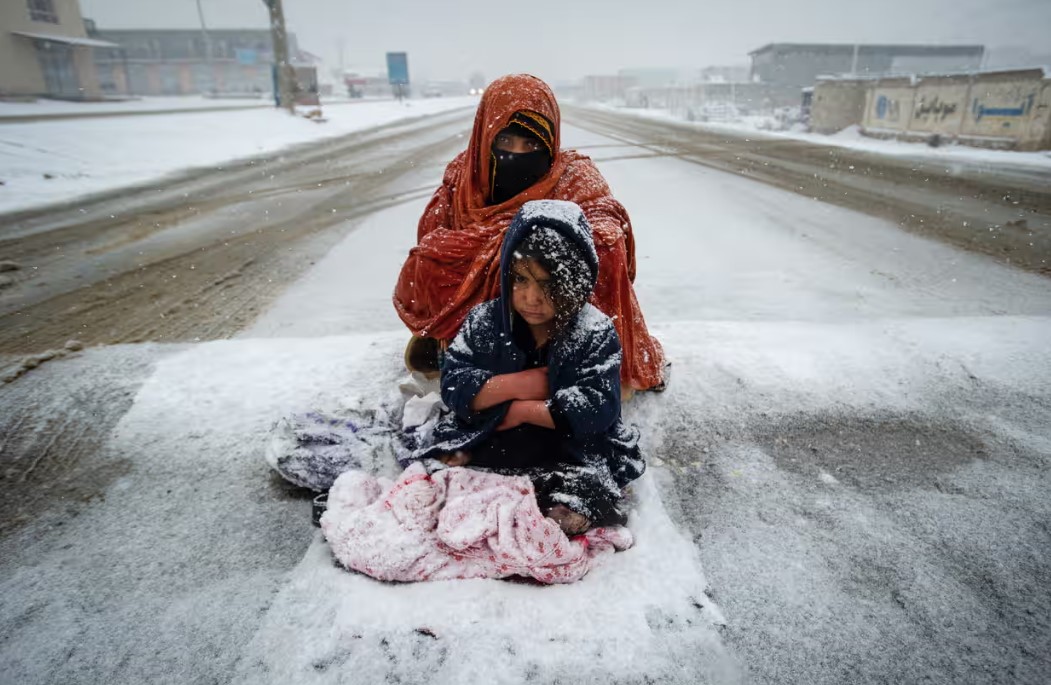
[320,461,633,584]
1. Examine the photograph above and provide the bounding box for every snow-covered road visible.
[567,106,1051,277]
[1,113,1049,684]
[0,97,476,216]
[0,107,474,352]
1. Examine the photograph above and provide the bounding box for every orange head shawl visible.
[456,73,566,224]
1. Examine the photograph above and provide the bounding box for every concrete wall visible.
[0,1,50,94]
[861,69,1050,150]
[809,79,868,133]
[907,75,970,134]
[962,72,1049,148]
[0,0,101,98]
[862,77,916,132]
[0,35,46,96]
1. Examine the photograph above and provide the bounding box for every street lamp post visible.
[262,0,296,113]
[194,0,215,95]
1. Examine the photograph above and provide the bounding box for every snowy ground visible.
[0,97,475,216]
[1,114,1050,683]
[0,95,273,118]
[0,94,411,119]
[596,103,1051,171]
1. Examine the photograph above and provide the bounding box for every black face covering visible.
[490,149,551,205]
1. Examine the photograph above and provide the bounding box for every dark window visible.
[28,0,59,23]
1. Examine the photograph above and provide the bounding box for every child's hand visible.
[438,451,471,466]
[513,367,549,400]
[496,401,523,431]
[470,369,548,412]
[496,400,555,431]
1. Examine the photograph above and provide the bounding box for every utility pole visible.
[262,0,296,113]
[194,0,215,95]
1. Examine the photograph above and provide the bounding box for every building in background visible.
[749,43,985,88]
[617,67,692,88]
[0,0,113,99]
[88,27,315,97]
[578,68,705,104]
[419,80,469,97]
[984,46,1051,71]
[700,65,751,84]
[339,68,392,98]
[580,74,636,103]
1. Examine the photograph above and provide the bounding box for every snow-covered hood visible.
[497,200,599,333]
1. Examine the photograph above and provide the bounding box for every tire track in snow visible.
[565,106,1051,276]
[0,116,470,353]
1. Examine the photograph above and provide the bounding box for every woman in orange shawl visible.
[393,73,666,391]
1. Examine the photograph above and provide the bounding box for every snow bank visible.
[91,329,731,683]
[113,313,1050,684]
[0,97,474,215]
[0,95,272,118]
[595,104,1051,171]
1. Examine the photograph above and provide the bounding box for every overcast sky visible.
[79,0,1051,83]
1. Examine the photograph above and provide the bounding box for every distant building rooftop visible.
[749,43,984,57]
[814,66,1046,83]
[748,42,987,88]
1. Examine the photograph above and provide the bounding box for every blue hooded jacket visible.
[414,200,644,488]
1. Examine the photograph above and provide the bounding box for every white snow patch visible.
[100,328,738,683]
[518,198,586,225]
[0,95,272,118]
[0,98,474,215]
[592,104,1051,171]
[818,470,839,485]
[232,471,734,684]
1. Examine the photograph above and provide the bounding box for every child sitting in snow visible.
[414,199,645,535]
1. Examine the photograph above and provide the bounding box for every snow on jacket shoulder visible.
[548,302,622,437]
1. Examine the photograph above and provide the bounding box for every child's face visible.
[511,258,556,328]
